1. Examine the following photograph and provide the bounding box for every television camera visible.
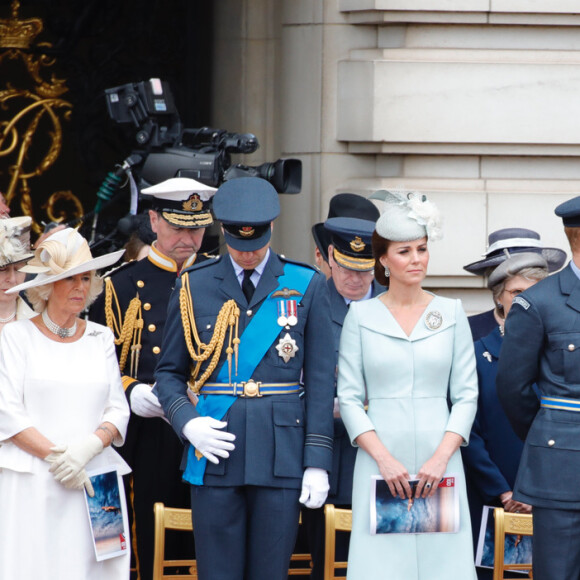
[79,78,302,253]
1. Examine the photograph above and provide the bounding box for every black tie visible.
[242,269,255,302]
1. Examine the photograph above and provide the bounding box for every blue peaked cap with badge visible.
[213,177,280,251]
[324,217,375,271]
[555,195,580,227]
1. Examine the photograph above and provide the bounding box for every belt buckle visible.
[241,380,262,397]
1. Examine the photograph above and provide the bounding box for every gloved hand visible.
[299,467,330,509]
[47,433,104,486]
[60,468,96,497]
[182,417,236,465]
[130,383,165,418]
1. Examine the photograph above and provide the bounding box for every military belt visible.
[200,380,302,398]
[541,396,580,412]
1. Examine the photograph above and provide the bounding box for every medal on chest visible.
[277,299,298,328]
[276,332,299,363]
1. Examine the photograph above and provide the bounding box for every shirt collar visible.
[230,248,270,282]
[343,284,373,306]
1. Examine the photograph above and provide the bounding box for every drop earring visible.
[384,266,390,278]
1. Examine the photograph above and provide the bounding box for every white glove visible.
[47,433,103,485]
[130,383,165,418]
[299,467,330,509]
[182,417,236,465]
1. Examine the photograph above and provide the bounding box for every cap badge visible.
[239,226,255,238]
[350,236,366,253]
[425,310,443,331]
[276,332,299,363]
[182,194,203,212]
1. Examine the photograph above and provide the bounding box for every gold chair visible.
[323,504,352,580]
[493,507,533,580]
[153,503,197,580]
[153,502,312,578]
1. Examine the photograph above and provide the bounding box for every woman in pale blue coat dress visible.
[337,191,478,580]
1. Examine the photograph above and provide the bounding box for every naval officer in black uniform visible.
[155,177,335,580]
[90,177,216,580]
[496,195,580,580]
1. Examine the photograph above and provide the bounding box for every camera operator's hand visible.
[182,417,236,465]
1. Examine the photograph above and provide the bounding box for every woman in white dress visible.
[0,216,35,331]
[0,227,129,579]
[337,191,478,580]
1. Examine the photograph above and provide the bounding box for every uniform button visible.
[206,324,212,330]
[247,310,253,317]
[152,346,161,354]
[137,280,145,288]
[296,419,300,424]
[548,439,555,446]
[143,303,152,311]
[148,324,156,332]
[569,344,576,351]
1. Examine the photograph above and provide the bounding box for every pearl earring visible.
[384,266,390,278]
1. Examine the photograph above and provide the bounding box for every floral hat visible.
[0,216,34,268]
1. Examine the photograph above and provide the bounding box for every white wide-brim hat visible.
[6,228,124,294]
[0,216,34,267]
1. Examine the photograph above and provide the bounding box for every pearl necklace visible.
[0,310,16,324]
[42,309,77,339]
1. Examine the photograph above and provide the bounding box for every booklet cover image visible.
[370,474,459,535]
[84,468,129,561]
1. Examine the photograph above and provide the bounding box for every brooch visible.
[276,333,299,363]
[424,310,442,331]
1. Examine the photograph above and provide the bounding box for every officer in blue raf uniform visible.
[155,177,335,580]
[496,195,580,580]
[90,177,216,580]
[303,197,382,580]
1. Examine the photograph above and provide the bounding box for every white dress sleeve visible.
[0,324,33,441]
[94,325,130,446]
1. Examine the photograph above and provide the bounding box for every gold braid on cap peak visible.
[104,278,143,377]
[180,272,240,394]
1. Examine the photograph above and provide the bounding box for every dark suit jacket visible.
[156,251,335,489]
[497,263,580,508]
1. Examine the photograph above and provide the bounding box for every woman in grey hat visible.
[461,252,552,579]
[337,191,478,580]
[0,228,130,580]
[0,217,35,333]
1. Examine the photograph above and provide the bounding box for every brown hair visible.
[372,230,390,287]
[565,227,580,254]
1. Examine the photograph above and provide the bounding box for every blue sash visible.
[183,262,315,485]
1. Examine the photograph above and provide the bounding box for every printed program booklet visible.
[84,467,129,561]
[475,505,532,572]
[370,474,459,534]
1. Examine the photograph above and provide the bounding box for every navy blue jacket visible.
[156,252,335,489]
[497,263,580,508]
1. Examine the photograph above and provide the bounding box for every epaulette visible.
[102,259,139,279]
[180,254,222,277]
[278,254,319,272]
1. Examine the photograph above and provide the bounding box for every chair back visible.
[323,504,352,580]
[492,507,533,580]
[153,502,197,579]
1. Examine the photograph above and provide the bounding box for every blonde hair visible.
[25,271,104,313]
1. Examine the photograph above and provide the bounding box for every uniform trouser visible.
[533,506,580,580]
[190,485,301,580]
